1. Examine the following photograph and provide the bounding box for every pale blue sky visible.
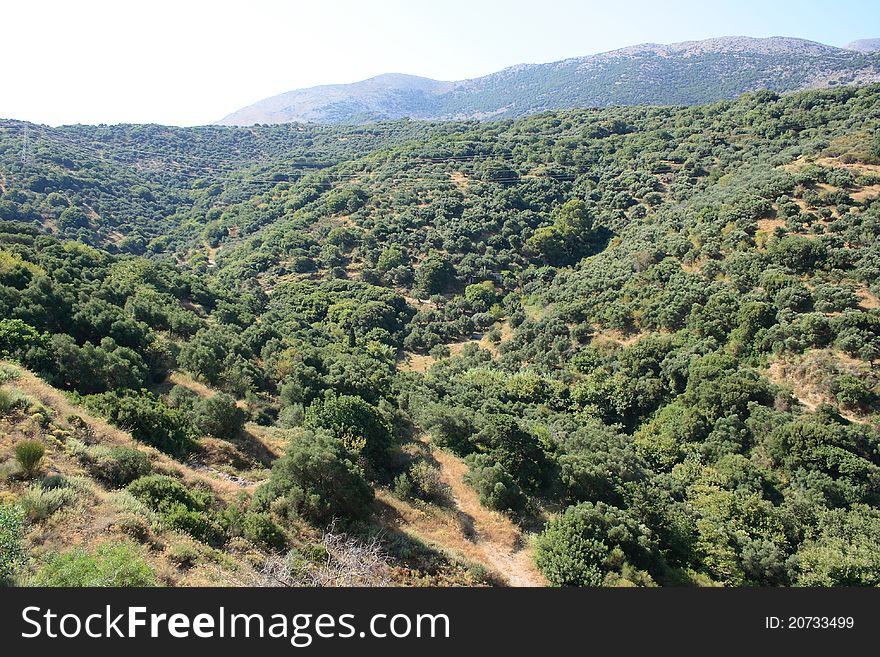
[2,0,878,126]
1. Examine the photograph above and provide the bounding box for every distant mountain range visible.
[216,36,880,126]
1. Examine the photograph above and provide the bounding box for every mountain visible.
[218,73,456,126]
[846,38,880,52]
[217,36,880,125]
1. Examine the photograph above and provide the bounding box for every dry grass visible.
[764,351,872,425]
[852,184,880,202]
[756,217,786,233]
[0,364,274,586]
[398,321,511,372]
[449,171,469,190]
[855,286,880,310]
[592,328,646,347]
[163,371,247,409]
[417,436,544,587]
[398,353,436,373]
[5,364,248,498]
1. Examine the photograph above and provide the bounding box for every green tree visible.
[535,502,659,587]
[305,394,393,466]
[414,253,455,297]
[254,429,373,524]
[192,393,246,437]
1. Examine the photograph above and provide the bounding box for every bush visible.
[84,392,194,458]
[463,454,527,514]
[33,542,156,586]
[14,440,44,478]
[277,404,305,429]
[396,462,444,503]
[419,404,474,455]
[0,504,25,584]
[305,394,393,466]
[254,429,373,524]
[0,388,31,416]
[127,475,221,543]
[192,393,246,437]
[166,542,201,569]
[162,503,222,544]
[534,502,659,587]
[834,375,876,412]
[242,511,287,550]
[0,364,21,384]
[19,482,76,522]
[89,446,153,488]
[127,475,210,513]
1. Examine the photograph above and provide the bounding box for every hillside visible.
[0,362,496,586]
[219,73,456,126]
[2,83,880,588]
[846,38,880,53]
[217,36,880,125]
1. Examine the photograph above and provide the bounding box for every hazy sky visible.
[2,0,878,126]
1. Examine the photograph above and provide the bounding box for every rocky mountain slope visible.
[218,36,880,125]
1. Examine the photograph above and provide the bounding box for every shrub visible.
[463,454,527,514]
[254,429,373,524]
[534,502,659,587]
[166,542,200,569]
[472,414,551,491]
[84,392,194,458]
[192,393,246,437]
[14,440,45,478]
[0,364,21,384]
[242,511,287,550]
[305,394,393,466]
[419,404,475,455]
[127,475,210,513]
[127,475,221,543]
[19,482,76,522]
[0,504,25,584]
[834,375,876,412]
[162,503,221,544]
[0,388,30,416]
[116,513,152,543]
[393,473,414,500]
[277,404,305,429]
[33,542,156,586]
[89,447,152,488]
[107,490,161,525]
[396,462,444,503]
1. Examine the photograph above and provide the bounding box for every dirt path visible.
[394,438,547,586]
[427,443,545,586]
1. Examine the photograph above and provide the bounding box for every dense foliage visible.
[2,83,880,586]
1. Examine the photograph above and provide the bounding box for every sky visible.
[1,0,878,126]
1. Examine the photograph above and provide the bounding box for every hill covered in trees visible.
[217,36,880,125]
[2,83,880,587]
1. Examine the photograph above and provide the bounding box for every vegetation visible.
[1,82,880,587]
[0,504,25,585]
[254,430,374,524]
[14,440,44,478]
[32,542,156,587]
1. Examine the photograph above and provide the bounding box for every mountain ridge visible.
[217,35,880,125]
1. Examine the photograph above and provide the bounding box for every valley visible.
[1,82,880,588]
